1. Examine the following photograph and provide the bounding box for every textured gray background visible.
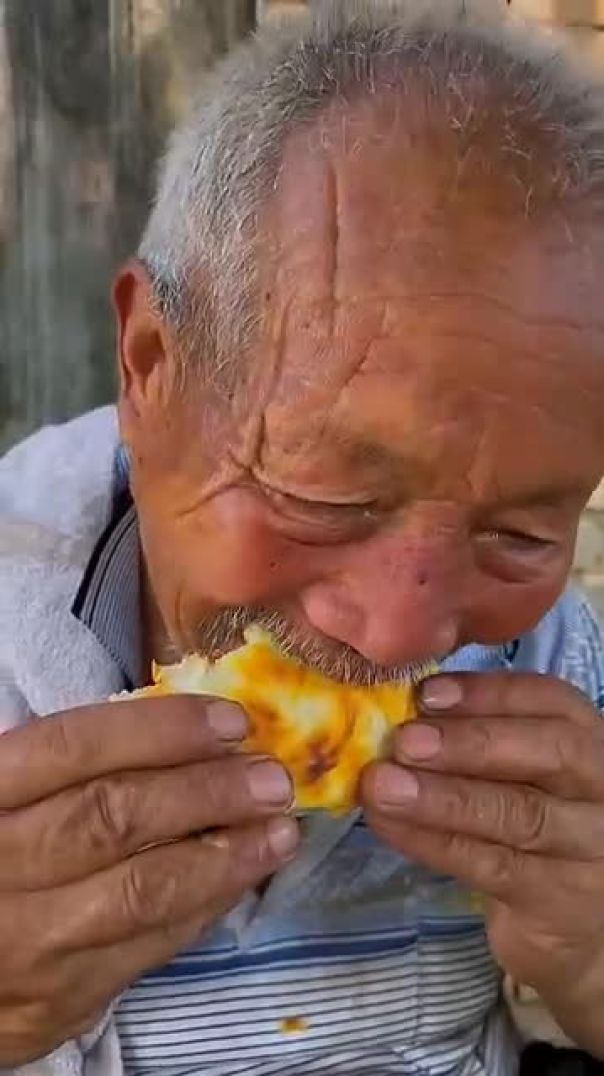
[0,0,255,449]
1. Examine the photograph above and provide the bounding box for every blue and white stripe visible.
[115,920,502,1074]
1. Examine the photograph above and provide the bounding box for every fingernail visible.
[248,759,293,807]
[420,677,463,710]
[207,702,248,742]
[267,816,300,859]
[377,765,419,806]
[398,723,442,761]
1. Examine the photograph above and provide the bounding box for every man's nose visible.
[300,525,465,667]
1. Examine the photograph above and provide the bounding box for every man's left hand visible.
[361,672,604,1057]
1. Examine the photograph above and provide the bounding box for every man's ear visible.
[113,260,175,432]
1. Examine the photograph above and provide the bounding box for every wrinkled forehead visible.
[262,91,599,324]
[240,97,604,500]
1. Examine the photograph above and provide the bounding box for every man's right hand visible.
[0,697,298,1066]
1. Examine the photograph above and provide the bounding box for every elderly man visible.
[1,1,603,1074]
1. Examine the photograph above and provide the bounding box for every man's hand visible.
[361,673,604,1058]
[0,697,298,1066]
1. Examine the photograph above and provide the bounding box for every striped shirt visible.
[70,448,604,1076]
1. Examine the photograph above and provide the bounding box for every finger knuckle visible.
[488,844,522,893]
[84,777,139,856]
[467,720,495,768]
[198,758,255,824]
[198,761,231,817]
[441,831,474,870]
[483,790,507,839]
[120,860,178,931]
[41,715,78,767]
[445,778,474,824]
[468,785,512,842]
[205,829,266,889]
[238,832,269,876]
[550,723,585,788]
[514,789,549,851]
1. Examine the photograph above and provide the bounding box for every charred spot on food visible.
[306,737,338,782]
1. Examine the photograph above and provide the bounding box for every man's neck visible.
[139,563,175,682]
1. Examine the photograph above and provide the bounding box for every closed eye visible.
[476,529,557,550]
[260,485,383,542]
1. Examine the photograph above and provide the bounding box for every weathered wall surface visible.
[0,0,255,450]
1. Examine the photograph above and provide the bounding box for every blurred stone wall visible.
[0,0,255,450]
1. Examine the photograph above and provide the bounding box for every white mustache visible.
[193,605,437,687]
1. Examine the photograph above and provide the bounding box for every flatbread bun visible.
[131,626,425,814]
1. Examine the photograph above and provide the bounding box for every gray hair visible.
[139,0,604,387]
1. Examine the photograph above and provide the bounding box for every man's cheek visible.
[467,572,570,647]
[171,516,316,609]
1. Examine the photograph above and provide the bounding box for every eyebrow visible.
[325,432,589,510]
[483,483,588,512]
[332,435,426,488]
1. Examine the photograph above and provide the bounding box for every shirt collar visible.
[71,448,143,690]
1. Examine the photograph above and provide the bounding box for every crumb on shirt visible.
[280,1016,309,1035]
[468,891,485,914]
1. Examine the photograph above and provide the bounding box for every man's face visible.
[117,101,604,681]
